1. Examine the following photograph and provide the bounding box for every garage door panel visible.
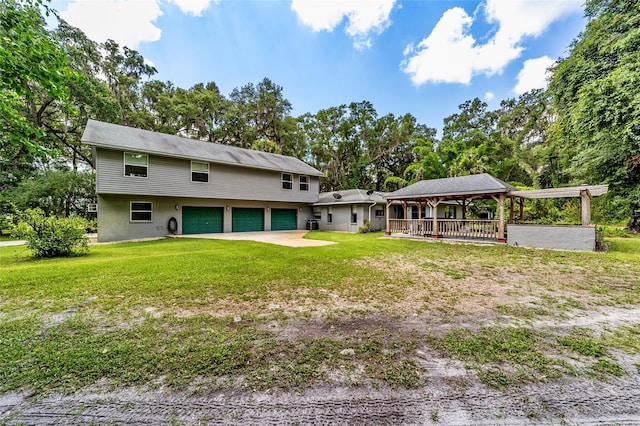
[232,208,264,232]
[182,207,223,234]
[271,209,297,231]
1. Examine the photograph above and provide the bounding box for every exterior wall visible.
[368,204,386,231]
[96,148,319,203]
[315,203,385,232]
[97,194,313,242]
[507,224,596,251]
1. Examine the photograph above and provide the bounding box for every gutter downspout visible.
[368,201,377,230]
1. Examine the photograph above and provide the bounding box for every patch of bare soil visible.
[2,364,639,425]
[3,306,640,425]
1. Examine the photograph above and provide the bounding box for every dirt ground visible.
[2,246,640,425]
[2,305,639,425]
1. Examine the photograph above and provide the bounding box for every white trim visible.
[190,160,210,183]
[299,175,309,191]
[123,152,149,178]
[130,201,153,222]
[281,173,293,190]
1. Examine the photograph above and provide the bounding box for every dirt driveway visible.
[178,230,337,247]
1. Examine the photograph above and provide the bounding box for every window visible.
[124,152,148,177]
[299,175,309,191]
[327,207,333,223]
[351,205,357,224]
[191,161,209,182]
[375,208,384,217]
[130,202,152,222]
[313,207,321,220]
[282,173,293,190]
[445,205,457,219]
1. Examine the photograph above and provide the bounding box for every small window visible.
[191,161,209,183]
[351,205,357,224]
[130,202,152,222]
[375,208,384,217]
[124,152,148,177]
[327,207,333,223]
[299,175,309,191]
[445,205,457,219]
[282,173,293,190]
[313,207,321,220]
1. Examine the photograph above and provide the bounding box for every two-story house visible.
[82,120,323,242]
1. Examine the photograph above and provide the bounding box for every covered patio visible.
[385,174,514,243]
[384,173,608,249]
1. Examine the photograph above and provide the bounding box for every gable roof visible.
[386,173,515,200]
[314,189,387,206]
[81,119,324,177]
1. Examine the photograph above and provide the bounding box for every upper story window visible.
[124,152,148,178]
[130,201,152,222]
[191,161,209,183]
[299,175,309,191]
[282,173,293,190]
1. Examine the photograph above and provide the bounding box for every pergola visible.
[384,173,608,244]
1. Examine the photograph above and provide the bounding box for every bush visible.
[12,209,89,258]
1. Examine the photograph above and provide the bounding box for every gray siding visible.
[96,148,319,203]
[316,204,385,232]
[97,194,313,242]
[507,224,596,251]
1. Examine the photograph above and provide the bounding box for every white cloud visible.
[291,0,396,49]
[514,55,555,94]
[167,0,216,16]
[61,0,162,49]
[485,91,495,101]
[402,0,582,86]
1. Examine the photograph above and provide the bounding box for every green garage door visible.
[271,208,297,231]
[232,208,264,232]
[182,207,223,234]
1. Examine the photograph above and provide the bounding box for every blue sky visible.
[52,0,586,132]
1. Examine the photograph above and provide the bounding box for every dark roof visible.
[81,120,324,177]
[386,173,515,199]
[314,189,387,206]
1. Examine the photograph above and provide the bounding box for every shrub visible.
[12,209,89,258]
[359,219,371,233]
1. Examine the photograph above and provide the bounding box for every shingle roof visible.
[314,189,388,206]
[386,173,515,199]
[81,120,324,177]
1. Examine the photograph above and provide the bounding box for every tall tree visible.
[0,0,77,155]
[549,0,640,215]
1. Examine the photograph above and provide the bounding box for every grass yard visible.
[1,232,640,395]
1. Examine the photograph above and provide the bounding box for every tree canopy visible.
[1,0,637,223]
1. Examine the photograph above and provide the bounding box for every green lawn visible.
[1,232,639,394]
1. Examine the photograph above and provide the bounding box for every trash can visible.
[306,219,319,230]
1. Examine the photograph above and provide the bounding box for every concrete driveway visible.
[0,240,25,247]
[177,230,336,248]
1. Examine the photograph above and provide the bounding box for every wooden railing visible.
[388,219,433,235]
[388,219,499,240]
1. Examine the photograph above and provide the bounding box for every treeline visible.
[1,0,638,222]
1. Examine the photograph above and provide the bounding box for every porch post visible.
[402,201,408,220]
[498,193,506,243]
[580,189,592,226]
[429,198,441,238]
[519,197,524,222]
[509,196,515,224]
[385,199,391,235]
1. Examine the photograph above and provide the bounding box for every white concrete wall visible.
[507,224,596,251]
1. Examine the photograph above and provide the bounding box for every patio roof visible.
[509,185,608,199]
[386,173,515,200]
